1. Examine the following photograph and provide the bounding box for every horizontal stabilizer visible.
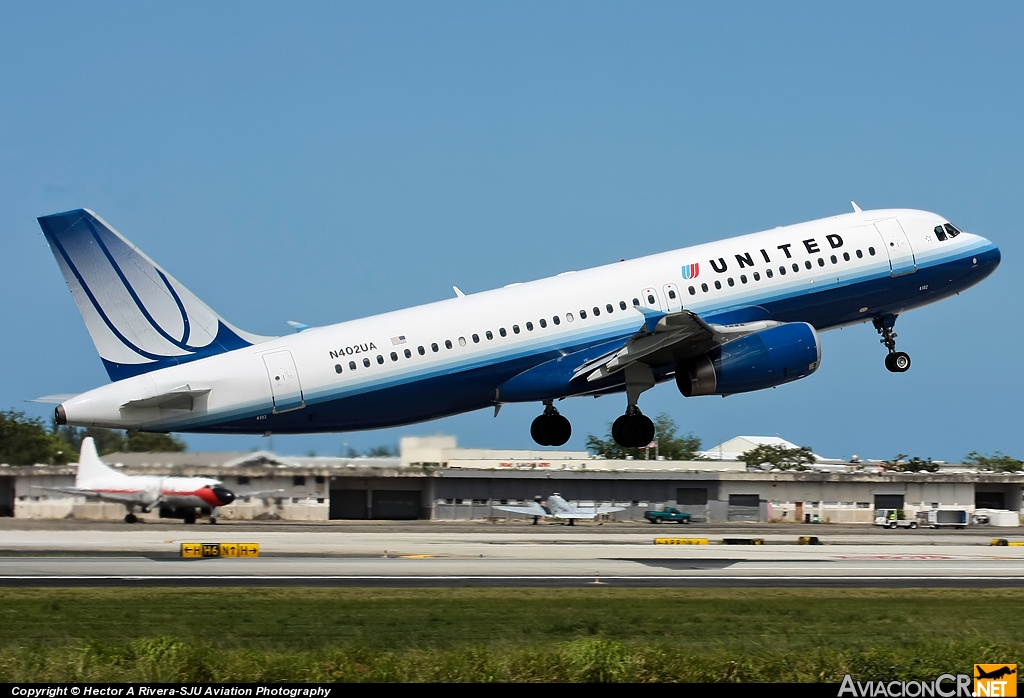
[30,394,79,404]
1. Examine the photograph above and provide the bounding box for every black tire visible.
[530,415,550,446]
[654,518,662,524]
[909,521,918,529]
[547,414,572,447]
[183,513,196,525]
[124,513,138,524]
[885,351,911,373]
[209,517,218,525]
[611,415,628,447]
[621,414,655,448]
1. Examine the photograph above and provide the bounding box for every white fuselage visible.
[56,208,999,434]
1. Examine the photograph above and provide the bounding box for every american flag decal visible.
[391,335,407,346]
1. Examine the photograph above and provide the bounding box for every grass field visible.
[1,587,1021,682]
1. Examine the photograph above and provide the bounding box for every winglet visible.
[453,286,465,298]
[851,201,862,213]
[287,321,313,333]
[635,306,667,333]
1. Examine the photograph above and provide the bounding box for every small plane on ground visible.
[35,205,999,447]
[36,437,238,524]
[493,493,625,525]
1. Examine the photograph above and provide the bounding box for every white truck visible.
[874,509,919,529]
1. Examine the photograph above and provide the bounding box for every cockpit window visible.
[934,225,947,242]
[944,223,961,238]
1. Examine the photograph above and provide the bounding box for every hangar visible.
[3,435,1021,524]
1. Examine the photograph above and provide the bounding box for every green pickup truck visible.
[643,507,692,524]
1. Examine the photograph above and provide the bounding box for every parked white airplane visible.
[36,205,999,448]
[36,437,236,524]
[493,494,625,525]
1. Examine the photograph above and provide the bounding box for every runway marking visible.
[3,575,1024,581]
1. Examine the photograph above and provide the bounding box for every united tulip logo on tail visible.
[682,263,699,280]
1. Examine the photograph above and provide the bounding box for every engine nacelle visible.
[676,322,821,397]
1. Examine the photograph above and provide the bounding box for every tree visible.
[0,410,73,465]
[53,425,185,455]
[964,451,1023,473]
[880,454,938,473]
[740,444,816,471]
[586,413,702,460]
[124,432,186,453]
[365,445,398,457]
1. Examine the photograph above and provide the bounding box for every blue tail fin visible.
[37,209,273,381]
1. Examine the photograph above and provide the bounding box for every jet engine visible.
[676,322,821,397]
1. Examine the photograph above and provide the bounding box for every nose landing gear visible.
[874,315,911,373]
[531,401,572,446]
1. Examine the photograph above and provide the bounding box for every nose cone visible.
[212,486,236,506]
[974,239,1001,279]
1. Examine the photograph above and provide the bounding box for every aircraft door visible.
[874,218,917,277]
[262,350,305,413]
[640,287,664,311]
[663,283,682,312]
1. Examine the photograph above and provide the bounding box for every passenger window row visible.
[686,247,877,295]
[333,300,632,376]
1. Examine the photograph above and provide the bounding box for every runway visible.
[2,520,1023,587]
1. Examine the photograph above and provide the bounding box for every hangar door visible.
[976,492,1006,510]
[676,487,708,519]
[329,489,421,519]
[727,494,760,522]
[0,477,12,517]
[874,494,904,510]
[330,490,367,520]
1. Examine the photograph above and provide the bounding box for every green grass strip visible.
[2,588,1022,682]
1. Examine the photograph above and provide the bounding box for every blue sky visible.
[2,3,1021,461]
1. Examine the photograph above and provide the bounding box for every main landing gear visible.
[531,401,572,447]
[612,362,657,448]
[873,315,911,373]
[529,364,656,449]
[612,407,655,449]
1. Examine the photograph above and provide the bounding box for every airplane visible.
[35,205,999,449]
[493,494,626,525]
[35,436,237,524]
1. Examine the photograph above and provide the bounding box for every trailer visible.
[916,509,968,529]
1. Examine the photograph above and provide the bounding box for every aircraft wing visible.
[572,307,781,383]
[551,505,627,519]
[31,485,150,506]
[493,502,548,517]
[236,488,286,499]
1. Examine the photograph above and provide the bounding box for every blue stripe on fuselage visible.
[188,243,999,434]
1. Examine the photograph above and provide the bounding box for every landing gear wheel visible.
[884,351,911,373]
[612,411,655,448]
[124,513,138,524]
[530,404,572,447]
[183,513,197,525]
[209,517,218,525]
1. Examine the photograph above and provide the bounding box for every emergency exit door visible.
[262,350,305,413]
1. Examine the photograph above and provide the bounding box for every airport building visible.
[2,435,1021,525]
